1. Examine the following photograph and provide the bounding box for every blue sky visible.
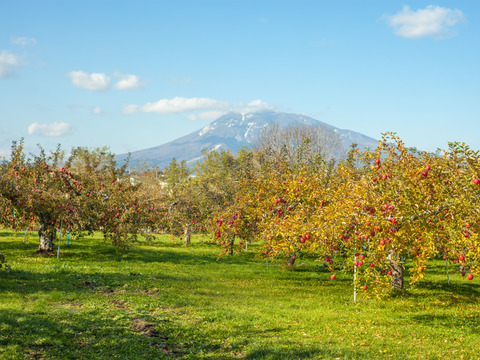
[1,1,478,158]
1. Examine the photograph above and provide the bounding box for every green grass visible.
[1,230,479,359]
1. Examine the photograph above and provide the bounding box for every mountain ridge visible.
[116,110,378,169]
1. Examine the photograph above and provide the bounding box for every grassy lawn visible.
[0,230,479,359]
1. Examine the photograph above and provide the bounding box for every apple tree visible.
[0,141,158,252]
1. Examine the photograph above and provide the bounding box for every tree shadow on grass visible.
[409,312,480,335]
[0,235,244,267]
[0,307,224,359]
[405,280,480,304]
[0,267,190,296]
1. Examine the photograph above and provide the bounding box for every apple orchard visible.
[1,132,480,296]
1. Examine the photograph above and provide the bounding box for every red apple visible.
[459,254,465,262]
[330,274,336,280]
[474,178,480,185]
[363,285,368,290]
[379,240,385,246]
[467,274,474,280]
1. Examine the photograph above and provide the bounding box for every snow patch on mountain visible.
[244,122,258,141]
[199,123,216,136]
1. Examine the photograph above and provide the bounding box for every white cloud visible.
[385,5,466,39]
[123,97,228,114]
[11,36,37,46]
[0,51,22,78]
[92,106,103,115]
[124,97,275,120]
[67,70,111,91]
[238,99,272,113]
[114,72,144,90]
[27,122,72,137]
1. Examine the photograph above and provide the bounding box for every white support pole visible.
[23,227,30,244]
[354,238,357,303]
[354,254,357,303]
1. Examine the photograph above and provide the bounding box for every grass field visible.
[0,231,479,359]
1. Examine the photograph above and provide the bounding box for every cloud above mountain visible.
[123,97,273,119]
[123,97,226,114]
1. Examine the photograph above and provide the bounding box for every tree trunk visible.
[388,250,404,289]
[38,219,56,253]
[184,224,191,246]
[459,263,465,275]
[287,255,296,269]
[228,236,235,256]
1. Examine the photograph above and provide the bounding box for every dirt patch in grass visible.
[98,287,116,295]
[111,299,128,310]
[140,288,160,297]
[131,317,165,338]
[25,345,51,359]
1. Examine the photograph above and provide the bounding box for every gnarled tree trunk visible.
[388,250,404,289]
[228,235,235,256]
[184,223,191,246]
[38,218,56,253]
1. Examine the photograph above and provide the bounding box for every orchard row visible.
[211,134,480,294]
[1,133,480,295]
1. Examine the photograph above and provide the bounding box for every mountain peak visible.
[117,111,377,169]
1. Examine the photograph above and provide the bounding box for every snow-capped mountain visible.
[117,110,378,169]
